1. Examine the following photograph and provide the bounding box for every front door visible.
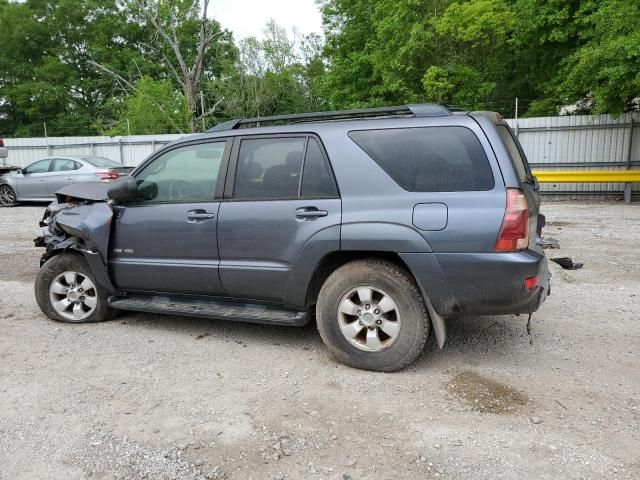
[217,135,341,304]
[16,158,52,199]
[109,140,231,295]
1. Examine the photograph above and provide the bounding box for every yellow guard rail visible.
[532,170,640,183]
[531,169,639,203]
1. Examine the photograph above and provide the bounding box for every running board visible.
[108,294,310,326]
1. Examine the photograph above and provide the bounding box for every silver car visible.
[0,156,132,206]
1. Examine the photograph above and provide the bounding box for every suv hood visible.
[55,181,113,202]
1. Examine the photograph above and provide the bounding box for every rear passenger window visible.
[348,127,494,192]
[52,159,80,172]
[301,138,338,198]
[234,138,305,199]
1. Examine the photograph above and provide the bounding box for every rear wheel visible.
[316,259,430,372]
[35,252,116,323]
[0,184,16,206]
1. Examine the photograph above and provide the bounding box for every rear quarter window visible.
[496,125,530,183]
[348,126,494,192]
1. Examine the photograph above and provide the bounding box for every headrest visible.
[285,151,303,171]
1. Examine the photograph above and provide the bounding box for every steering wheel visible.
[168,180,191,201]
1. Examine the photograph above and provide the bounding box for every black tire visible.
[0,184,17,207]
[35,252,116,323]
[316,259,430,372]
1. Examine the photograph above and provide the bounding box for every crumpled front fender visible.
[35,200,117,294]
[51,202,113,263]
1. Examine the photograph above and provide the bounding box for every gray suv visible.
[34,104,550,371]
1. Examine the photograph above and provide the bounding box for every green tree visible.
[534,0,640,114]
[110,0,235,132]
[107,76,190,134]
[209,20,323,121]
[0,0,152,136]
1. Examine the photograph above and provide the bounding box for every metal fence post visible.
[624,118,634,204]
[118,138,124,164]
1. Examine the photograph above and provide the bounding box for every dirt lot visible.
[0,202,638,480]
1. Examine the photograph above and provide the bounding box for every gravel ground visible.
[0,202,638,480]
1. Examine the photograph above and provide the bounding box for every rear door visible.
[217,134,341,304]
[47,158,80,194]
[109,139,231,295]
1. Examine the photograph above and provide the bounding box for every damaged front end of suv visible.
[34,177,138,295]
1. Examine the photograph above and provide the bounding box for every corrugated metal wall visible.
[2,134,184,168]
[3,112,639,197]
[505,112,640,196]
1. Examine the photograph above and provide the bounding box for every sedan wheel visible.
[0,185,16,206]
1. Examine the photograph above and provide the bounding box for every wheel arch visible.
[40,239,118,295]
[303,250,447,349]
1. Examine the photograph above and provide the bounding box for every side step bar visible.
[108,294,310,327]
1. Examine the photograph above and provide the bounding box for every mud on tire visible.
[316,259,430,372]
[35,252,117,323]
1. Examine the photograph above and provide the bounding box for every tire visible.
[316,259,430,372]
[0,184,17,207]
[35,252,116,323]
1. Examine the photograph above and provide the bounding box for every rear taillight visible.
[95,171,120,180]
[524,275,539,289]
[0,138,4,147]
[494,188,529,252]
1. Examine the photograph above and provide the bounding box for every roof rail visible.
[206,103,451,132]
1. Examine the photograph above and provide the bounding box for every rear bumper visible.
[400,250,550,317]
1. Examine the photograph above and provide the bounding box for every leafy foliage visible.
[0,0,638,137]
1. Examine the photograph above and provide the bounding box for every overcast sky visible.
[210,0,323,40]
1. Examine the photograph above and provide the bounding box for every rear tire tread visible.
[316,258,429,372]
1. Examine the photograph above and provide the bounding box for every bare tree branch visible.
[88,59,185,134]
[196,96,224,121]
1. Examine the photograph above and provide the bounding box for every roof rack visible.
[206,103,452,132]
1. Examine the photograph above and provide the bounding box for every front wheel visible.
[35,252,116,323]
[316,259,430,372]
[0,184,17,207]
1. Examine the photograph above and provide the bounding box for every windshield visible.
[80,156,123,168]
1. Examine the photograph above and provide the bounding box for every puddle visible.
[446,371,529,414]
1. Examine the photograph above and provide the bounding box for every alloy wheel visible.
[49,271,98,321]
[0,185,15,206]
[337,286,401,352]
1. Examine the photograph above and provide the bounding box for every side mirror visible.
[16,168,22,175]
[107,176,138,202]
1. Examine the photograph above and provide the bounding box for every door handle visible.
[295,207,328,219]
[186,210,215,222]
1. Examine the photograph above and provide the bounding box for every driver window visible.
[134,142,226,203]
[24,159,51,174]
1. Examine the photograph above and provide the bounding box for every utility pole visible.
[201,91,206,132]
[44,122,51,155]
[514,97,519,137]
